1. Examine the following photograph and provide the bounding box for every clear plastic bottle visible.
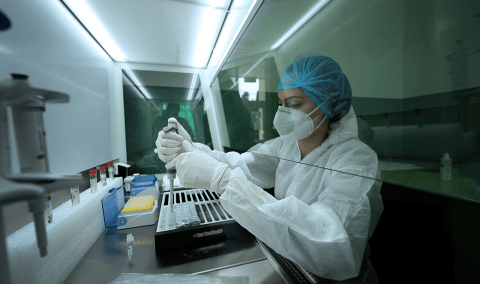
[45,192,52,224]
[440,152,452,181]
[70,185,80,206]
[108,162,114,181]
[90,170,98,193]
[100,166,107,186]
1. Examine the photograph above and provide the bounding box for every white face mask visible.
[273,105,328,143]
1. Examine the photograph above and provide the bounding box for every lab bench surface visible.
[64,223,289,284]
[382,164,480,204]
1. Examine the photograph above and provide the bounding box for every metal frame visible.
[207,0,265,87]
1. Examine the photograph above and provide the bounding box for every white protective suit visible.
[194,106,383,281]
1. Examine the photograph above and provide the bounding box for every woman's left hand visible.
[166,141,231,194]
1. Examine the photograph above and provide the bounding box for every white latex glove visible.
[155,117,193,163]
[166,140,231,194]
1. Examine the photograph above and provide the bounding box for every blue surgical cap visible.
[277,55,352,120]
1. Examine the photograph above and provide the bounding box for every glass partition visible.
[213,0,480,202]
[123,70,211,174]
[214,55,281,152]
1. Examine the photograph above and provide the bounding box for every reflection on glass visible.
[200,0,480,280]
[217,56,281,151]
[153,103,195,141]
[123,70,211,174]
[199,54,383,281]
[217,0,480,203]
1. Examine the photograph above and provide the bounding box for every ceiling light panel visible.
[130,70,196,88]
[64,0,229,67]
[63,0,125,61]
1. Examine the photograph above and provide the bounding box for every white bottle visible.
[440,152,452,180]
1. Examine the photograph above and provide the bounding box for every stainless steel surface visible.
[200,259,288,284]
[64,223,268,284]
[191,258,265,275]
[255,238,295,284]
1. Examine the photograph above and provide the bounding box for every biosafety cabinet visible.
[2,0,480,283]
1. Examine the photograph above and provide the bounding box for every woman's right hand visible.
[155,117,193,163]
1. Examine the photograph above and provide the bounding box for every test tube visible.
[70,185,80,206]
[100,166,107,186]
[89,170,97,193]
[108,162,114,180]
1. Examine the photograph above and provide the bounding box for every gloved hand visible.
[156,117,193,163]
[166,140,231,194]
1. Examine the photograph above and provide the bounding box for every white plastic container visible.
[124,176,134,192]
[440,152,452,180]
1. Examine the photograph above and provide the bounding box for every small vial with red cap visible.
[100,166,107,186]
[89,170,98,193]
[108,162,114,181]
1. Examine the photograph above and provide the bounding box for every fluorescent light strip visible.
[271,0,331,50]
[194,88,203,101]
[131,83,147,99]
[229,52,268,89]
[187,70,199,100]
[242,53,268,78]
[209,0,260,85]
[124,69,152,99]
[63,0,125,61]
[57,1,110,59]
[193,7,225,67]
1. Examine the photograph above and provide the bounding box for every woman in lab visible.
[156,54,383,283]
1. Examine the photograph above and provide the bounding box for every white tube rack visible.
[156,189,233,233]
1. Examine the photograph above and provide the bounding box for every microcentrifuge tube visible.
[100,166,107,186]
[108,162,114,180]
[89,170,97,193]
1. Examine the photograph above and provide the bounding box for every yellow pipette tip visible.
[121,195,154,213]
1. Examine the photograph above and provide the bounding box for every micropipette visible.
[163,122,178,212]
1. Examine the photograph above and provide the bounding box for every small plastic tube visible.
[108,162,114,180]
[70,185,80,206]
[90,170,97,193]
[100,166,107,186]
[127,233,134,258]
